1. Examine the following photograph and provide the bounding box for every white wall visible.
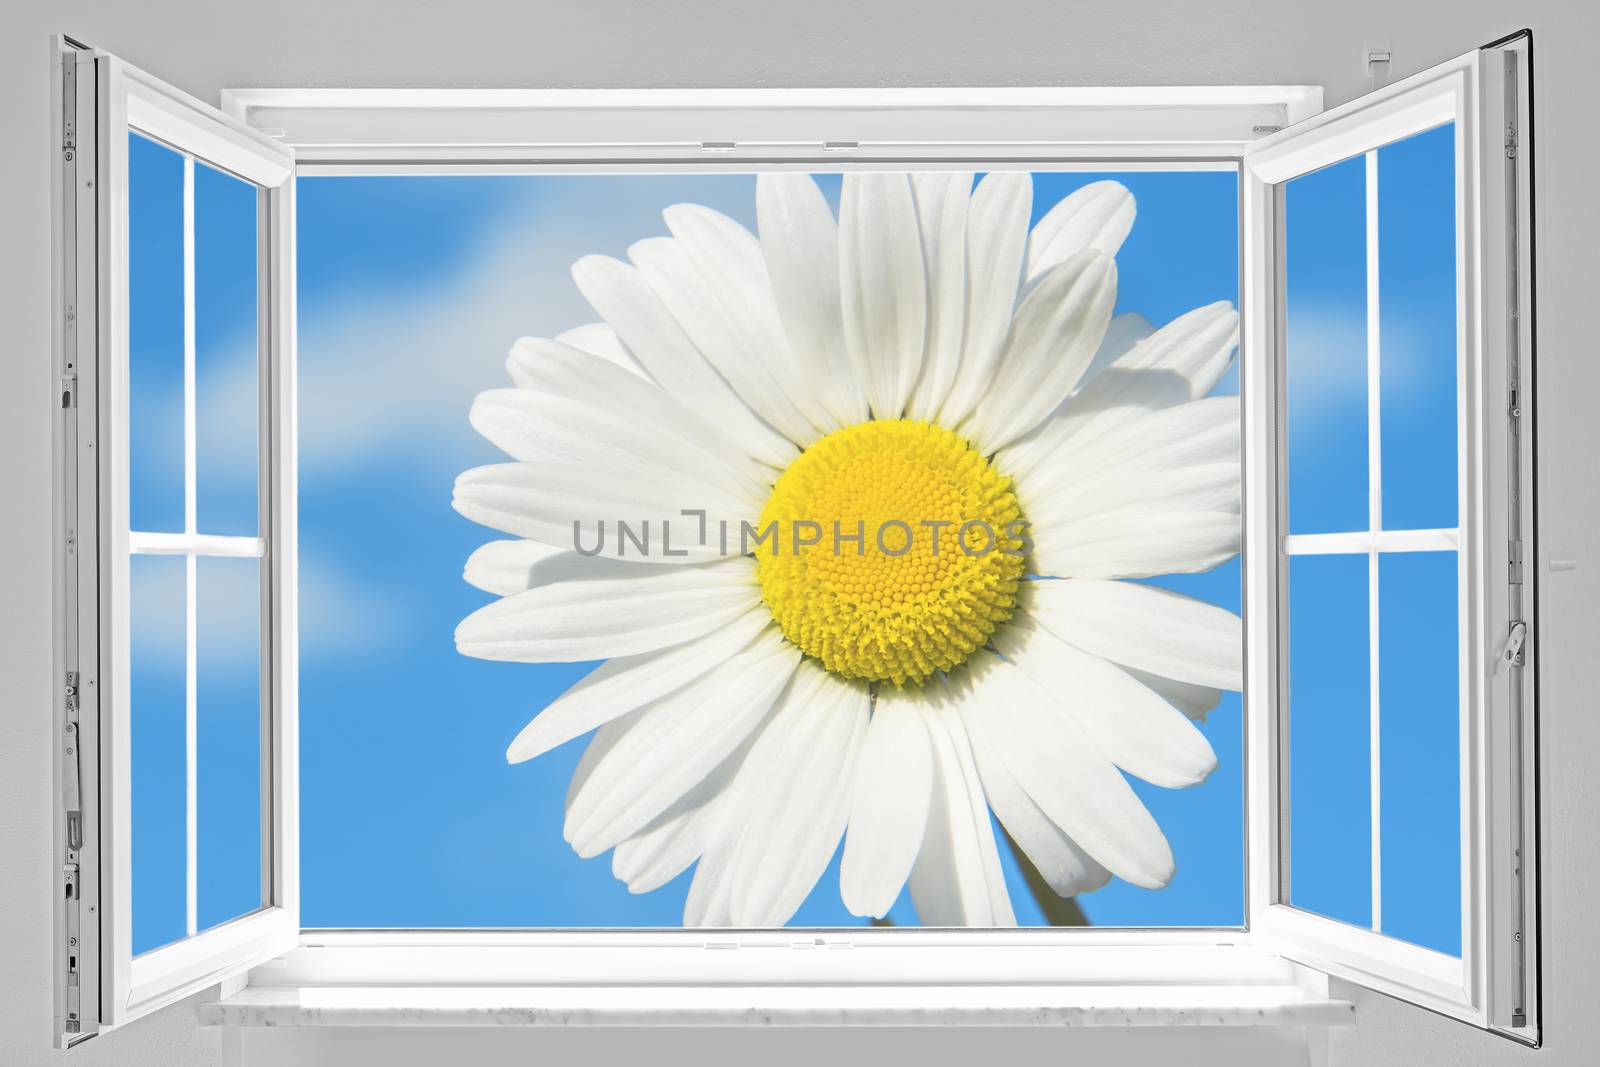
[3,2,1596,1065]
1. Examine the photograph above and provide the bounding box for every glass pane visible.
[295,170,1245,929]
[196,556,265,930]
[1287,553,1371,929]
[128,133,185,533]
[1378,551,1461,955]
[130,554,187,954]
[1285,155,1368,535]
[195,162,260,536]
[1379,124,1459,531]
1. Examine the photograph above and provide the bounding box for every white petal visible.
[471,342,774,504]
[464,538,578,597]
[839,172,927,419]
[1018,397,1240,530]
[571,254,796,468]
[509,325,649,385]
[683,861,737,927]
[959,654,1174,889]
[565,707,644,813]
[839,690,933,918]
[905,173,972,422]
[455,557,759,662]
[999,302,1239,485]
[452,461,756,564]
[687,664,861,927]
[630,236,822,446]
[1026,180,1136,280]
[993,615,1217,789]
[663,203,841,437]
[1033,466,1242,541]
[1029,508,1240,580]
[684,705,807,927]
[728,665,869,926]
[963,710,1110,897]
[564,628,799,855]
[755,174,869,428]
[612,734,752,894]
[1076,312,1154,393]
[963,250,1117,452]
[908,687,1016,927]
[922,312,1147,463]
[1128,668,1223,721]
[938,172,1031,428]
[505,607,772,763]
[557,322,649,377]
[1024,578,1243,691]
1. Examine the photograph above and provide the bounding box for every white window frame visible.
[51,31,1536,1043]
[1240,33,1538,1042]
[214,81,1314,985]
[51,36,300,1045]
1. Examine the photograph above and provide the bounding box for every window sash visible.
[53,39,300,1042]
[1241,36,1537,1041]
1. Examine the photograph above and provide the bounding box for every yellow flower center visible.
[755,419,1026,687]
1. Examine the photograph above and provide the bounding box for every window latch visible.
[1495,621,1527,678]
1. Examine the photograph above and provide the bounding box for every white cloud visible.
[128,550,417,676]
[1284,301,1368,426]
[292,174,765,479]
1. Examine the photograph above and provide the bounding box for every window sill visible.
[201,982,1353,1029]
[199,942,1354,1029]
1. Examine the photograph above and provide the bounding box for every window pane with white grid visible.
[127,131,268,954]
[1282,122,1462,957]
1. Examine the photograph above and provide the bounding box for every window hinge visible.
[1508,538,1524,586]
[1366,45,1393,87]
[62,62,76,154]
[1495,621,1527,678]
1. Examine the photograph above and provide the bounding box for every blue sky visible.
[125,143,1462,949]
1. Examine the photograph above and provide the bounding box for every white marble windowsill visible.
[201,983,1355,1029]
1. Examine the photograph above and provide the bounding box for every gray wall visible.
[2,2,1596,1065]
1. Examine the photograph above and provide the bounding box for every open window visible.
[52,29,1535,1048]
[52,37,298,1042]
[1242,32,1537,1041]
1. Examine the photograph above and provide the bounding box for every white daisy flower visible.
[454,172,1243,927]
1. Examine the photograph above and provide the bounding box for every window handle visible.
[1495,621,1527,678]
